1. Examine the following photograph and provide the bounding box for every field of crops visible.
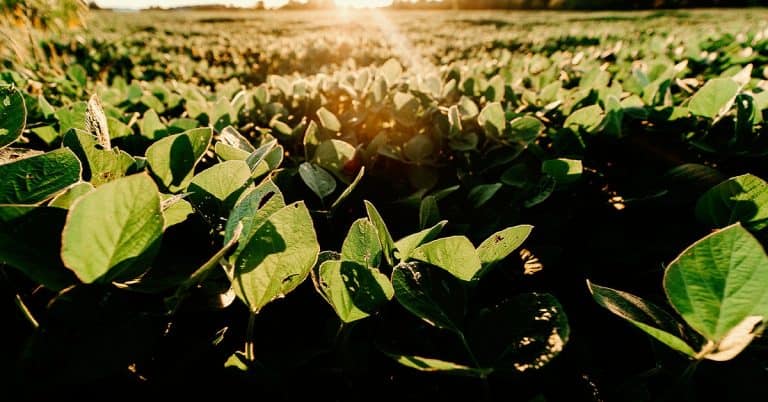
[3,6,768,400]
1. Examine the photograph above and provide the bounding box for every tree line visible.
[274,0,767,10]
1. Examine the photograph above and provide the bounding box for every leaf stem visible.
[457,332,491,397]
[14,293,39,329]
[245,311,257,363]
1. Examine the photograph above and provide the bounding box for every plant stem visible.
[14,294,39,329]
[245,311,257,363]
[457,332,491,398]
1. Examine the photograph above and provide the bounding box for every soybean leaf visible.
[410,236,482,281]
[225,179,286,260]
[393,92,420,127]
[695,174,768,232]
[564,104,603,133]
[664,224,768,342]
[394,220,448,261]
[63,129,134,186]
[316,260,393,323]
[475,225,534,279]
[145,127,212,193]
[419,195,439,230]
[140,109,166,140]
[688,78,739,121]
[341,218,383,268]
[231,202,319,313]
[467,183,502,208]
[478,102,506,136]
[392,262,466,333]
[0,205,77,290]
[542,159,583,184]
[467,293,570,373]
[0,85,26,149]
[299,162,336,202]
[0,148,81,204]
[703,316,763,361]
[61,174,164,284]
[161,193,193,229]
[384,353,492,377]
[187,160,251,228]
[316,107,341,132]
[331,166,365,211]
[587,281,697,357]
[49,182,94,209]
[365,200,396,266]
[313,139,356,182]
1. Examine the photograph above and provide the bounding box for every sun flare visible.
[334,0,393,8]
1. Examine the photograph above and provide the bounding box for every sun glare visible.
[334,0,393,8]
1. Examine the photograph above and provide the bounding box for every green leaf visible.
[695,174,768,232]
[394,220,447,261]
[392,261,466,332]
[587,281,697,357]
[475,225,534,279]
[331,166,365,211]
[145,127,212,193]
[393,92,420,127]
[161,193,193,229]
[187,160,251,228]
[410,236,482,281]
[49,182,94,209]
[341,218,382,268]
[419,195,439,230]
[66,64,87,87]
[303,120,320,161]
[61,174,164,284]
[564,105,604,133]
[365,200,395,266]
[664,224,768,342]
[542,158,583,184]
[62,129,134,186]
[478,102,506,136]
[219,126,255,153]
[140,109,166,140]
[689,78,739,120]
[0,86,26,149]
[299,162,336,202]
[225,179,286,261]
[315,260,393,323]
[247,140,283,179]
[0,148,81,204]
[385,353,492,377]
[467,183,502,208]
[0,205,77,290]
[313,139,356,182]
[316,107,341,132]
[231,202,319,313]
[403,134,434,162]
[379,58,403,86]
[509,116,543,144]
[467,293,569,373]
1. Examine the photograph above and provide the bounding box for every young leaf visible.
[61,174,164,284]
[419,195,439,230]
[664,224,768,343]
[341,218,382,268]
[313,139,356,182]
[316,260,394,323]
[410,236,482,281]
[695,174,768,232]
[542,159,583,184]
[475,225,534,278]
[688,77,739,120]
[49,182,94,209]
[365,200,396,266]
[394,220,448,261]
[0,86,26,149]
[187,160,251,227]
[316,107,341,132]
[299,162,336,202]
[231,202,319,313]
[146,127,212,193]
[225,179,286,260]
[587,281,697,357]
[384,353,492,377]
[478,102,506,136]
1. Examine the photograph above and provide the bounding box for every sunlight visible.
[334,0,393,8]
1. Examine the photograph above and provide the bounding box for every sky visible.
[95,0,396,9]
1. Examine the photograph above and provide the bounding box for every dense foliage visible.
[2,8,768,401]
